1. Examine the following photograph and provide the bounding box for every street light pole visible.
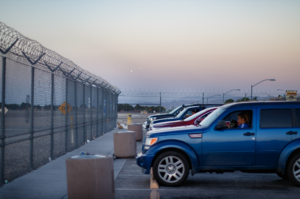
[250,79,276,100]
[223,89,240,103]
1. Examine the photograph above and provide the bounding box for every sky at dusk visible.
[1,0,299,94]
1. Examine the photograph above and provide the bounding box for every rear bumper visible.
[136,152,155,174]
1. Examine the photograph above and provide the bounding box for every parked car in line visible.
[149,106,204,129]
[150,107,217,131]
[145,104,205,129]
[136,101,300,187]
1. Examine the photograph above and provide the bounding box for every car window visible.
[183,109,199,119]
[223,114,231,121]
[170,106,182,114]
[200,107,227,127]
[222,110,253,128]
[296,109,300,126]
[176,107,196,118]
[194,112,212,124]
[184,108,214,121]
[260,109,292,128]
[176,108,188,118]
[185,110,193,117]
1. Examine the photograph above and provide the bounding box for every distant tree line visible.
[0,102,94,110]
[224,97,257,104]
[0,103,59,110]
[118,104,165,112]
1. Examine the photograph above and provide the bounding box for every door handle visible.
[244,132,255,136]
[286,131,298,135]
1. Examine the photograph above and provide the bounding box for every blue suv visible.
[136,101,300,186]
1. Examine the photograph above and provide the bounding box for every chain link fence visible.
[0,22,120,186]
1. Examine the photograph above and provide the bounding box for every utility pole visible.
[159,92,161,113]
[202,93,204,107]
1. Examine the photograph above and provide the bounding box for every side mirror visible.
[215,120,227,130]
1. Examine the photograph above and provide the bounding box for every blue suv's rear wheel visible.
[153,151,189,186]
[287,153,300,187]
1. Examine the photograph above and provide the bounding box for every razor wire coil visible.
[0,21,121,94]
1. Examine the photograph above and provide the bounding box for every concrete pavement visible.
[0,128,128,199]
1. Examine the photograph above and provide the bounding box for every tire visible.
[153,151,189,186]
[276,172,289,180]
[286,153,300,187]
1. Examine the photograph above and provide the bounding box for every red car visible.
[150,107,217,130]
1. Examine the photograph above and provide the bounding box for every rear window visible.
[260,109,292,128]
[296,109,300,126]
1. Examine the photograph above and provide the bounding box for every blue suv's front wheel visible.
[153,151,189,186]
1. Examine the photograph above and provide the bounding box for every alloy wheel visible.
[157,156,185,183]
[293,158,300,182]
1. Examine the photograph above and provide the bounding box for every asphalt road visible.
[115,159,300,199]
[114,129,300,199]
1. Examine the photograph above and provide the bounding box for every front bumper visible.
[146,119,151,129]
[136,152,155,174]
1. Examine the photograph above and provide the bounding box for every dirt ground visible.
[117,112,155,124]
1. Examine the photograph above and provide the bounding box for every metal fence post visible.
[96,87,99,137]
[104,89,107,134]
[116,94,118,127]
[50,73,54,160]
[74,81,78,147]
[65,78,68,153]
[90,86,92,139]
[100,88,103,135]
[111,93,113,129]
[113,93,115,128]
[0,57,6,185]
[30,66,34,170]
[107,90,109,131]
[83,84,86,142]
[102,89,104,134]
[111,93,113,130]
[159,92,161,113]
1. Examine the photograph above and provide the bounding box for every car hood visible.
[148,113,174,118]
[153,120,187,128]
[147,125,208,137]
[152,117,180,124]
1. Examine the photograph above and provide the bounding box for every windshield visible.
[170,106,182,114]
[175,107,190,118]
[200,107,227,127]
[183,108,214,121]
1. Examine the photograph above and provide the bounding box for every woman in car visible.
[237,112,250,128]
[227,112,250,128]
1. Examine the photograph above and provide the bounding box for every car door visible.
[202,108,256,166]
[256,107,298,166]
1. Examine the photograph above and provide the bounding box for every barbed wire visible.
[0,21,121,94]
[120,90,300,98]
